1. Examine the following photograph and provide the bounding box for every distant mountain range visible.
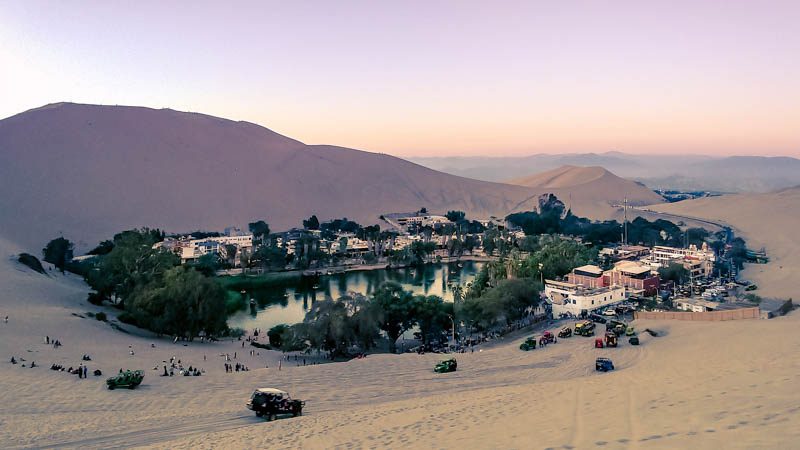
[411,153,800,193]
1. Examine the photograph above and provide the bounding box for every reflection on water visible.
[228,261,484,332]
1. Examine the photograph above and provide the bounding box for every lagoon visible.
[227,261,485,332]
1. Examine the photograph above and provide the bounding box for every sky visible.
[1,1,798,157]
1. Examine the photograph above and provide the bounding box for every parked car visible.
[434,358,458,373]
[247,388,305,421]
[625,325,636,336]
[558,327,572,338]
[519,336,537,351]
[575,320,595,336]
[589,313,607,324]
[629,336,640,345]
[541,331,555,344]
[106,369,144,390]
[602,309,617,316]
[595,357,615,372]
[605,331,618,347]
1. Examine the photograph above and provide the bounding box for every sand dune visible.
[508,165,665,219]
[1,235,799,449]
[651,187,800,299]
[0,103,541,252]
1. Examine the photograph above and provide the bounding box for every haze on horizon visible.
[1,0,798,158]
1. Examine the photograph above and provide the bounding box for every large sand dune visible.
[0,103,542,252]
[508,165,665,219]
[1,235,799,449]
[651,187,800,299]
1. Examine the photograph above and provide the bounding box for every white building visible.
[544,280,626,317]
[675,298,718,312]
[157,235,254,264]
[649,243,716,277]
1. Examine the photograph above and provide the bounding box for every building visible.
[566,265,606,288]
[650,243,716,277]
[607,261,660,296]
[157,234,254,264]
[544,280,626,317]
[675,298,719,312]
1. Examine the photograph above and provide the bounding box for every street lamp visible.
[447,314,456,351]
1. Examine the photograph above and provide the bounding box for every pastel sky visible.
[1,1,798,157]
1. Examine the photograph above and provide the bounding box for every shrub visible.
[251,341,272,350]
[17,253,46,274]
[87,292,104,306]
[95,312,107,322]
[117,312,138,326]
[225,327,246,338]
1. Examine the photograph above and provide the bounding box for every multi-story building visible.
[566,265,606,288]
[607,261,660,296]
[544,280,626,317]
[650,243,715,278]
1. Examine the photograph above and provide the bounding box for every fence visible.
[634,307,760,321]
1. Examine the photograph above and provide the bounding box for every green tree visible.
[248,220,270,246]
[126,266,227,338]
[303,215,320,230]
[86,228,178,306]
[658,262,688,284]
[445,210,466,222]
[267,324,290,347]
[414,295,453,345]
[372,282,418,353]
[43,237,74,273]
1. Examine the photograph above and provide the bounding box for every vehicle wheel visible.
[270,413,277,422]
[108,385,115,390]
[256,411,263,418]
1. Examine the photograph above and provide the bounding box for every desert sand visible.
[507,165,665,220]
[1,226,799,449]
[651,186,800,299]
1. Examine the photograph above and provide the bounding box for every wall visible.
[634,307,760,321]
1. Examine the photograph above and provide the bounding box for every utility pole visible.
[623,196,628,247]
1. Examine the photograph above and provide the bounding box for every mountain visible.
[411,153,800,193]
[0,103,548,251]
[507,165,665,218]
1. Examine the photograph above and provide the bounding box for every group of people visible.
[9,356,36,367]
[161,364,203,377]
[46,336,63,348]
[224,362,249,373]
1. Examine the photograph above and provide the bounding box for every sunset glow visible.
[1,1,798,157]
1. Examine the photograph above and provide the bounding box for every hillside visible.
[0,103,542,251]
[650,186,800,299]
[507,165,665,218]
[412,153,800,193]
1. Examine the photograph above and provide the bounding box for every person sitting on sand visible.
[10,356,17,364]
[30,361,36,368]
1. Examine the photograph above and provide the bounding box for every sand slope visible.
[507,165,665,219]
[1,235,799,449]
[0,103,541,251]
[651,187,800,299]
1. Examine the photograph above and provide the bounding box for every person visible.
[10,356,16,364]
[78,364,84,379]
[4,316,8,323]
[83,365,88,378]
[46,336,50,344]
[163,365,169,377]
